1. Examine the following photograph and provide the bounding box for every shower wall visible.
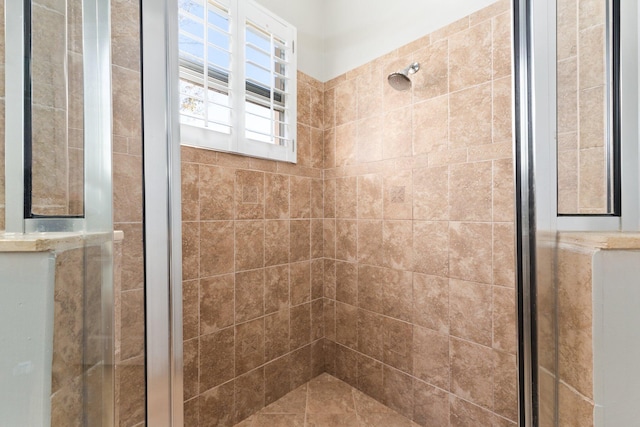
[180,72,326,426]
[321,0,518,424]
[111,0,145,426]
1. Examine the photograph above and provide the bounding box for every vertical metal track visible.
[513,0,538,426]
[141,0,184,425]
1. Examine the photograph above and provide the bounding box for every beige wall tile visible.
[199,328,234,391]
[413,221,449,276]
[335,78,358,126]
[358,264,385,314]
[357,117,383,163]
[558,381,594,427]
[200,165,234,220]
[383,366,414,419]
[235,220,265,271]
[335,261,358,305]
[413,166,449,221]
[235,318,265,376]
[265,174,289,219]
[357,69,383,120]
[494,351,518,422]
[358,174,384,219]
[449,161,493,221]
[235,269,265,323]
[449,20,492,91]
[290,261,312,306]
[357,220,384,266]
[449,222,492,284]
[449,279,493,346]
[450,83,493,148]
[383,170,413,220]
[493,12,512,79]
[558,0,578,60]
[413,95,449,155]
[413,379,450,426]
[265,265,289,315]
[200,275,234,335]
[413,326,450,389]
[413,39,449,102]
[383,269,413,322]
[450,338,494,410]
[413,274,449,334]
[200,221,235,277]
[383,106,413,159]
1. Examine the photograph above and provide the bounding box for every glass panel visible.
[556,0,618,215]
[29,0,85,217]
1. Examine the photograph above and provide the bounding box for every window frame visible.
[178,0,298,163]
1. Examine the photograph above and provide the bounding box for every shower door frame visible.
[140,0,184,426]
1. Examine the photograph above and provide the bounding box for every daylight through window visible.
[178,0,297,163]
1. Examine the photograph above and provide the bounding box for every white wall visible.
[257,0,499,81]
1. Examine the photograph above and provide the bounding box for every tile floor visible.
[233,373,421,427]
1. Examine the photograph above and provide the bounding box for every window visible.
[178,0,297,163]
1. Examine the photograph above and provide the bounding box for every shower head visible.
[387,62,420,91]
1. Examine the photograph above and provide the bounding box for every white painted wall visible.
[257,0,499,81]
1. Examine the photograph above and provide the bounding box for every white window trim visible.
[179,0,297,163]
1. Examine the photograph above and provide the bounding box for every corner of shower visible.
[1,0,116,425]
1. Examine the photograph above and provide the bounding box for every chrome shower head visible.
[387,62,420,91]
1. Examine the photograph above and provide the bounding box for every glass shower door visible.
[0,0,115,425]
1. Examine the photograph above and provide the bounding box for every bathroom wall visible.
[321,0,518,424]
[557,0,608,214]
[180,72,326,426]
[111,0,146,426]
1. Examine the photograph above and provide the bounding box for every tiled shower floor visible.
[233,373,420,427]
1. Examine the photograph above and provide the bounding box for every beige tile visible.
[262,383,307,414]
[324,259,337,300]
[383,268,413,322]
[449,83,493,148]
[413,166,449,221]
[264,220,290,267]
[181,162,199,221]
[449,222,493,284]
[336,261,358,305]
[431,16,470,42]
[306,413,358,426]
[113,152,143,222]
[323,219,336,259]
[413,273,449,334]
[336,177,358,219]
[290,261,311,306]
[579,85,606,149]
[290,220,311,262]
[290,176,312,219]
[383,170,413,220]
[413,326,449,389]
[354,365,386,411]
[182,221,200,280]
[413,95,449,155]
[264,308,289,363]
[298,80,312,127]
[493,12,512,80]
[235,318,265,376]
[324,298,337,341]
[182,279,199,340]
[469,0,510,26]
[450,338,494,410]
[335,78,358,126]
[493,158,515,222]
[235,170,264,220]
[579,0,606,29]
[235,269,265,323]
[558,0,578,60]
[449,161,493,221]
[413,378,450,427]
[311,179,324,218]
[357,117,383,163]
[290,303,312,350]
[357,220,383,266]
[413,221,449,277]
[579,25,605,90]
[200,165,234,220]
[357,69,384,120]
[494,351,518,422]
[336,302,358,349]
[383,106,413,159]
[383,317,413,374]
[235,368,265,424]
[324,127,336,170]
[449,20,492,91]
[201,221,235,276]
[199,328,235,391]
[199,381,235,427]
[579,147,607,212]
[265,265,289,314]
[382,366,414,419]
[382,221,413,271]
[558,150,579,213]
[357,174,383,219]
[311,300,324,342]
[200,274,234,335]
[265,174,289,219]
[291,345,313,388]
[324,179,336,218]
[557,57,578,134]
[493,285,517,355]
[557,248,594,398]
[336,220,358,262]
[449,395,495,427]
[324,87,336,130]
[493,76,513,142]
[357,309,385,360]
[558,381,594,427]
[449,279,493,346]
[307,374,355,414]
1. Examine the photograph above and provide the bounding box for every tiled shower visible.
[178,0,518,425]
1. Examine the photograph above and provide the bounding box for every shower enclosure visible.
[1,0,115,425]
